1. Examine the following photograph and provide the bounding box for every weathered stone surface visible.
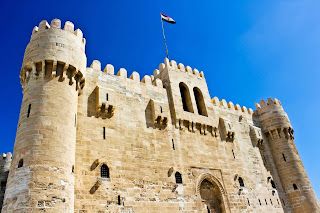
[1,18,319,213]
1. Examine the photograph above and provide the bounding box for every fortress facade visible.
[0,19,319,213]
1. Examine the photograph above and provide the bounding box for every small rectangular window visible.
[103,127,106,140]
[106,93,108,101]
[232,149,235,159]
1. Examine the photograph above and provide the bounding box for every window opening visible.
[27,104,31,118]
[293,184,298,190]
[106,93,109,101]
[238,177,244,187]
[175,172,182,184]
[277,199,280,205]
[282,153,286,162]
[232,149,235,159]
[247,198,250,206]
[101,164,109,178]
[265,199,268,205]
[103,127,106,140]
[172,139,175,150]
[72,165,74,174]
[18,159,23,168]
[193,87,208,116]
[270,199,273,205]
[179,83,193,112]
[258,199,261,206]
[271,180,276,189]
[118,195,121,205]
[160,106,163,113]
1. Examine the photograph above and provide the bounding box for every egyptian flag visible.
[161,13,176,24]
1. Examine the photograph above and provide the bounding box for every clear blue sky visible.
[0,0,319,198]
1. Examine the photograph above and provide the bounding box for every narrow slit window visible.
[247,198,250,206]
[27,104,31,118]
[172,139,175,150]
[258,199,261,206]
[238,177,245,187]
[18,159,23,168]
[118,195,121,205]
[106,93,108,101]
[232,149,235,159]
[265,199,268,205]
[282,153,286,162]
[270,199,273,205]
[103,127,106,140]
[293,184,298,190]
[72,165,74,174]
[160,106,163,113]
[101,164,109,178]
[271,180,276,189]
[175,172,182,184]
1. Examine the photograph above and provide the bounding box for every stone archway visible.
[196,173,229,213]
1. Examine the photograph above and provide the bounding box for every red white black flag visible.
[161,13,176,24]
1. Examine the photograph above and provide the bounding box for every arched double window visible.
[193,87,208,116]
[101,164,110,178]
[175,172,183,184]
[179,83,193,113]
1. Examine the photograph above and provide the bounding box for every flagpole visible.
[161,15,169,60]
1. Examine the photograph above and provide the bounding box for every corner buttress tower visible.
[2,19,86,212]
[254,98,319,213]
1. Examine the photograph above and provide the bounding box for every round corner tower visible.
[254,98,319,213]
[2,19,86,212]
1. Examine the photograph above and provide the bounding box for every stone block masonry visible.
[1,18,319,213]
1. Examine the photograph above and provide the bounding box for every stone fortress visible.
[0,18,319,213]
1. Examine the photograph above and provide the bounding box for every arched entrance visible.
[199,178,224,213]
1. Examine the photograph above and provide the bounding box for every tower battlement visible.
[158,58,205,80]
[254,98,283,115]
[31,19,86,45]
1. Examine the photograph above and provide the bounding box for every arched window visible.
[193,87,208,116]
[179,83,193,113]
[18,159,23,168]
[175,172,182,184]
[238,177,245,187]
[101,164,109,178]
[271,180,276,189]
[293,183,298,190]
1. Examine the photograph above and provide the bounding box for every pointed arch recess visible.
[196,173,230,213]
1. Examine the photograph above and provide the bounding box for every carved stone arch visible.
[196,173,230,213]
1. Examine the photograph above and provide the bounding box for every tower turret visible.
[254,98,319,213]
[2,19,86,212]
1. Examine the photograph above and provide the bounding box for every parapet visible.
[254,98,283,115]
[211,96,254,117]
[158,58,205,79]
[88,60,166,92]
[31,19,86,45]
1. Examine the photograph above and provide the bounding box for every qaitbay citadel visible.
[0,18,319,213]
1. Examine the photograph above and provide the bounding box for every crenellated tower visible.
[2,19,86,212]
[254,98,320,213]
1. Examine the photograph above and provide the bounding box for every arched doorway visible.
[200,179,223,213]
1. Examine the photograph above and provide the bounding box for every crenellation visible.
[3,17,319,213]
